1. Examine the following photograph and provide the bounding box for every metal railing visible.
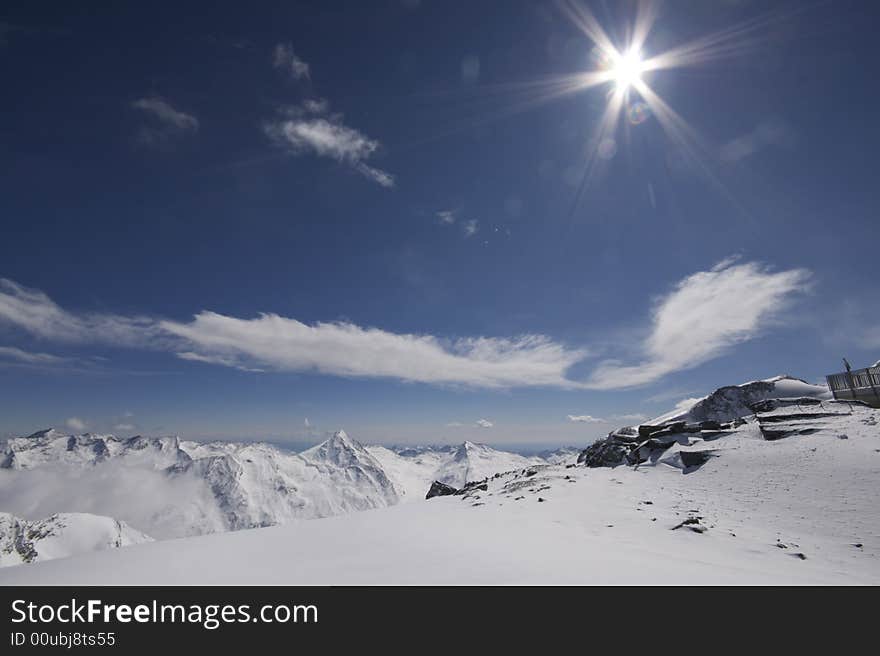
[826,365,880,407]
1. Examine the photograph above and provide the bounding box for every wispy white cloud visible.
[462,219,479,238]
[160,312,587,388]
[66,417,87,432]
[475,419,493,428]
[265,47,393,187]
[586,258,811,389]
[0,279,587,389]
[272,43,310,80]
[0,278,163,347]
[566,414,603,423]
[264,108,394,187]
[566,412,647,424]
[131,96,198,148]
[612,413,648,423]
[720,118,796,163]
[436,210,457,225]
[0,345,69,365]
[132,97,198,131]
[0,259,810,391]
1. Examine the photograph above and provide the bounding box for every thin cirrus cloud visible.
[436,210,457,225]
[437,210,483,240]
[586,258,811,389]
[264,46,394,188]
[0,345,70,365]
[566,413,648,424]
[272,43,310,80]
[131,96,199,148]
[0,278,587,390]
[0,279,164,348]
[566,415,603,423]
[462,219,479,238]
[719,118,796,163]
[475,419,493,428]
[160,313,586,388]
[0,257,810,390]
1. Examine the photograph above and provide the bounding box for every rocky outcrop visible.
[425,481,458,499]
[577,421,733,470]
[425,479,490,499]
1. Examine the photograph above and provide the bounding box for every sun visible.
[611,48,644,91]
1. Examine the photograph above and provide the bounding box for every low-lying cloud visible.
[0,463,221,539]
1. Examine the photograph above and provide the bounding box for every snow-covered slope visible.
[5,372,872,583]
[536,447,581,465]
[4,399,877,584]
[652,375,831,424]
[364,445,451,500]
[0,512,151,567]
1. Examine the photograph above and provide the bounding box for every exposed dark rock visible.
[425,481,458,499]
[638,424,670,439]
[461,481,489,494]
[759,426,820,441]
[577,439,632,468]
[679,450,715,469]
[758,412,848,423]
[749,397,823,413]
[672,517,707,533]
[425,479,490,499]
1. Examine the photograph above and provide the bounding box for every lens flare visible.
[627,101,650,125]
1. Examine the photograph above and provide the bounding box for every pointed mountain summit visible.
[301,429,378,468]
[435,441,538,488]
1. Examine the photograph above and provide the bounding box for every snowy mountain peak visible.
[434,441,539,488]
[302,429,375,467]
[330,429,356,448]
[23,428,66,441]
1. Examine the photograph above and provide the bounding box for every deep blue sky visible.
[1,0,877,447]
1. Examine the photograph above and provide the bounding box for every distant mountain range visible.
[0,426,572,566]
[1,374,854,576]
[2,373,875,585]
